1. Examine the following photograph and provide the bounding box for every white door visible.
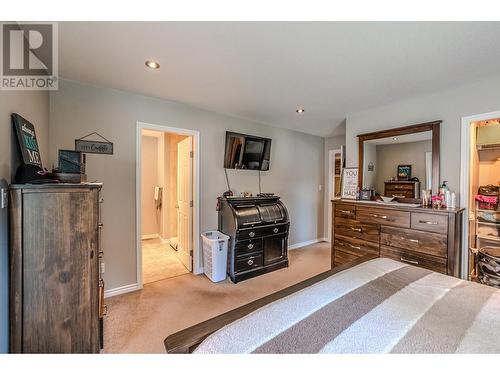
[177,137,193,271]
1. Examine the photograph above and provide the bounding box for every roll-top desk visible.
[331,200,464,277]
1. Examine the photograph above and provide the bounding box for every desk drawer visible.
[381,245,447,274]
[237,223,287,240]
[411,213,448,234]
[335,217,379,243]
[380,226,447,258]
[357,207,410,228]
[334,204,356,219]
[236,254,263,273]
[235,239,263,257]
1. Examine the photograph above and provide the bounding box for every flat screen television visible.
[224,131,272,170]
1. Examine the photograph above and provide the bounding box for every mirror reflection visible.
[362,131,432,199]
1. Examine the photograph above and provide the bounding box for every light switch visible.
[1,188,7,209]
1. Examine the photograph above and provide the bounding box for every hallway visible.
[142,238,189,284]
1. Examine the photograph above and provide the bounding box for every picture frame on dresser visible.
[341,167,358,200]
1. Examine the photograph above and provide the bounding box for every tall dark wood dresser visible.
[9,183,103,353]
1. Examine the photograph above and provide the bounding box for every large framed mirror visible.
[358,121,441,199]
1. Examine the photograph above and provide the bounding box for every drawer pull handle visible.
[247,243,254,250]
[338,241,361,250]
[247,259,254,266]
[371,214,394,222]
[400,257,419,265]
[273,228,279,233]
[340,210,352,214]
[419,220,438,225]
[409,239,419,243]
[350,227,362,232]
[249,232,255,238]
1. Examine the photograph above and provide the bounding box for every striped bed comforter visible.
[194,258,500,354]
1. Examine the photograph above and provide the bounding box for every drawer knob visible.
[247,259,254,266]
[341,210,352,214]
[273,228,279,233]
[419,220,438,225]
[247,243,254,250]
[400,257,419,265]
[249,232,255,238]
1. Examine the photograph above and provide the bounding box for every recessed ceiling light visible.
[145,60,160,69]
[296,108,305,114]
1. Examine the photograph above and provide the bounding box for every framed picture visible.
[397,164,412,180]
[341,167,359,200]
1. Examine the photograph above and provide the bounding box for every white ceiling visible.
[58,22,500,137]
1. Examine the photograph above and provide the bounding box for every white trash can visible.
[201,230,230,282]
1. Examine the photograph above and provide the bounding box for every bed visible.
[164,255,500,354]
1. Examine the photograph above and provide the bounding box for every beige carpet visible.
[142,238,189,284]
[104,241,331,353]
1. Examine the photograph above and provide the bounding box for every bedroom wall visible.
[345,74,500,196]
[49,79,325,292]
[0,90,49,353]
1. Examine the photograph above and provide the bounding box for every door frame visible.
[136,121,201,289]
[459,110,500,279]
[327,149,341,242]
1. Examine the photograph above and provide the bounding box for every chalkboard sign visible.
[12,113,43,168]
[341,167,359,200]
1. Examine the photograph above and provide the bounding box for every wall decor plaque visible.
[75,132,113,155]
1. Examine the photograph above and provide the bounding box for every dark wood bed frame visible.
[164,254,377,353]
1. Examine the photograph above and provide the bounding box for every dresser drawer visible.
[335,217,379,243]
[380,226,447,258]
[357,207,410,228]
[236,253,263,273]
[334,234,379,257]
[411,212,448,234]
[334,204,356,219]
[235,238,263,257]
[380,245,447,274]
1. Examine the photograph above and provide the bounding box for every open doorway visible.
[136,123,200,287]
[460,111,500,281]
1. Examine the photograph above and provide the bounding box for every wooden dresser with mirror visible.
[332,120,464,278]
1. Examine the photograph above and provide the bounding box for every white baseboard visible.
[289,238,327,250]
[141,234,159,240]
[104,283,140,298]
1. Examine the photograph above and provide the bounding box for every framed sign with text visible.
[12,113,43,168]
[341,167,359,200]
